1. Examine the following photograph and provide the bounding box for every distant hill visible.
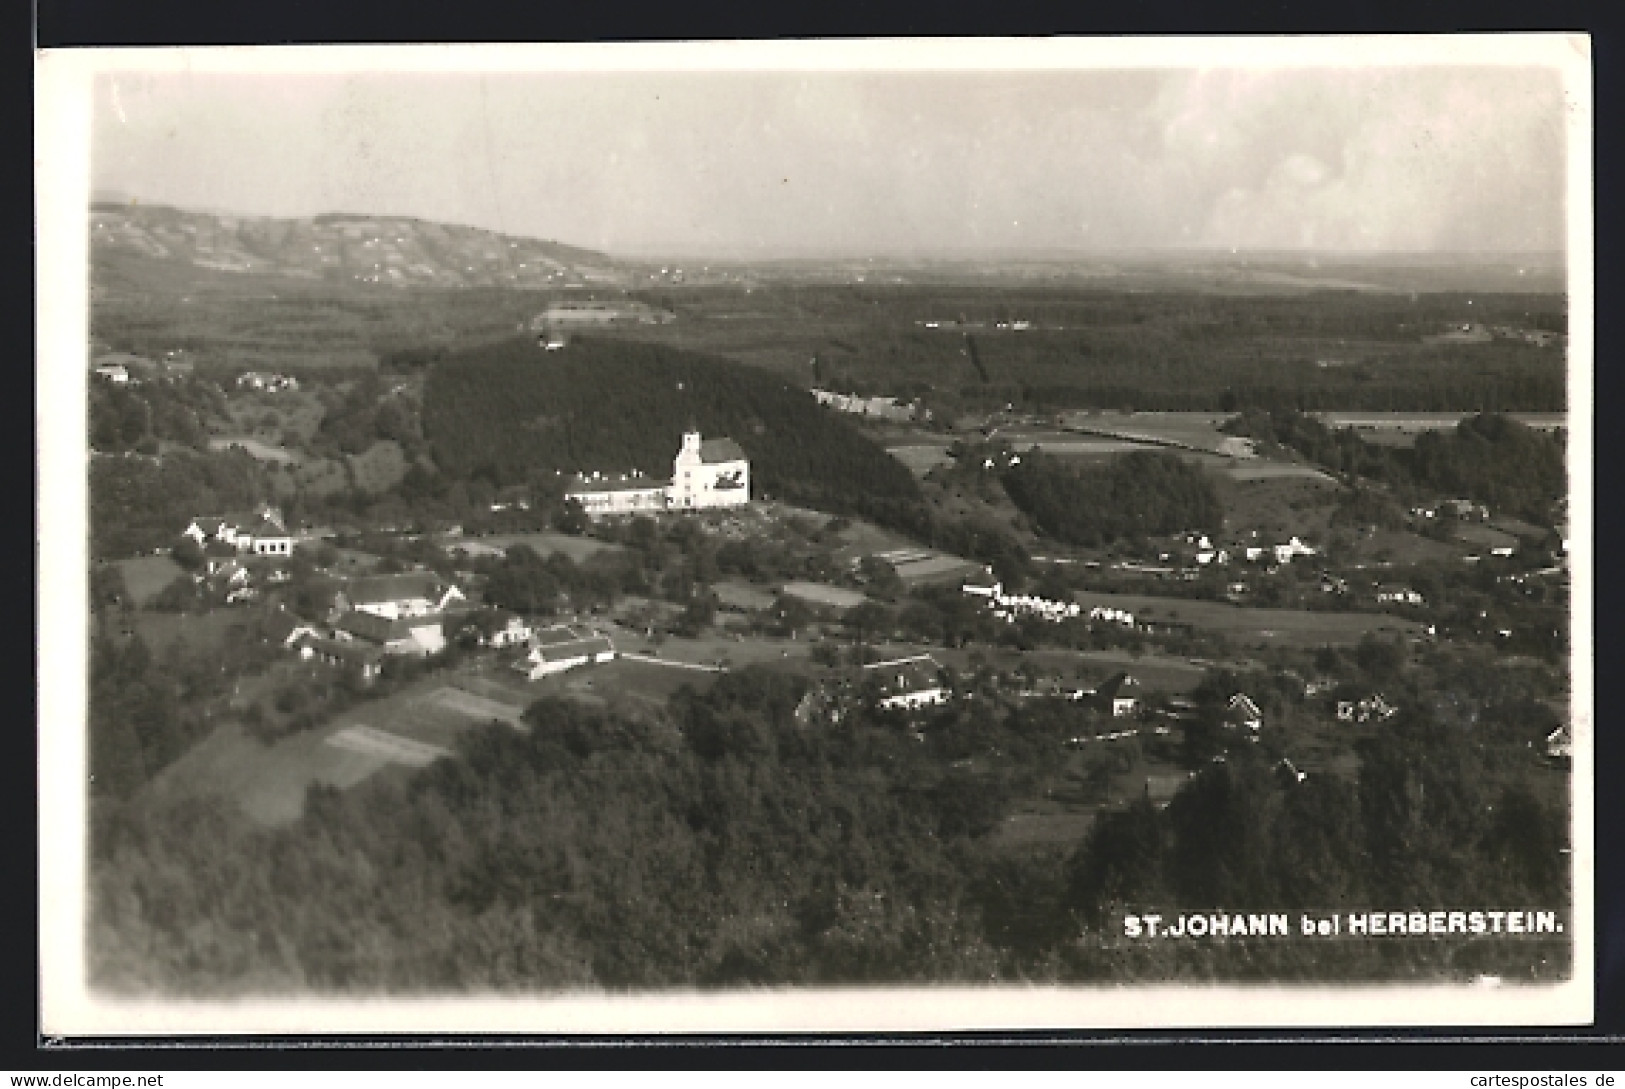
[89,202,635,292]
[422,337,925,522]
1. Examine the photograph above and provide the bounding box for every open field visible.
[126,610,252,657]
[111,555,186,605]
[141,722,395,827]
[1455,524,1521,551]
[450,531,624,562]
[1223,459,1336,482]
[886,443,954,476]
[141,669,538,826]
[1072,589,1426,648]
[989,809,1096,851]
[1057,410,1242,454]
[520,654,722,707]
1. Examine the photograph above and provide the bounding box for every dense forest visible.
[421,337,925,524]
[88,666,1567,992]
[1224,411,1568,524]
[634,283,1567,415]
[999,451,1225,547]
[91,449,269,558]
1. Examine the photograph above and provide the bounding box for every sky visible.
[88,60,1572,259]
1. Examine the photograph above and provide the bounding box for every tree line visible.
[999,450,1224,548]
[88,658,1567,993]
[1224,410,1567,524]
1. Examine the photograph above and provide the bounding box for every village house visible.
[864,654,950,711]
[183,506,290,555]
[297,636,384,682]
[516,624,616,680]
[989,589,1081,624]
[1072,672,1140,717]
[264,608,321,650]
[566,430,751,518]
[1545,723,1572,763]
[93,361,130,384]
[237,370,300,393]
[960,571,1002,599]
[484,612,534,648]
[1336,694,1398,724]
[336,573,465,620]
[333,610,450,657]
[1226,693,1264,732]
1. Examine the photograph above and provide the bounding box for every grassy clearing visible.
[522,655,720,707]
[886,443,954,476]
[1071,589,1425,648]
[459,531,623,562]
[129,610,251,658]
[112,555,185,605]
[347,440,407,495]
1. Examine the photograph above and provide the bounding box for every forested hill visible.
[422,337,925,520]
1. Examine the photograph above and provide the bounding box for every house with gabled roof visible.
[1545,723,1572,763]
[183,505,288,554]
[333,609,450,657]
[1226,692,1264,731]
[863,653,949,711]
[337,573,465,620]
[516,624,616,680]
[298,635,384,681]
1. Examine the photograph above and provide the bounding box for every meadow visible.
[1070,589,1426,649]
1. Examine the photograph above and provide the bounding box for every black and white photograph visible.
[36,36,1593,1034]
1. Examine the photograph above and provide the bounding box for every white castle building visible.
[565,430,750,518]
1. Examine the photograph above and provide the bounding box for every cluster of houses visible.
[1177,534,1317,569]
[184,506,296,557]
[962,573,1084,625]
[810,389,924,422]
[266,568,620,684]
[237,371,300,393]
[792,653,952,727]
[275,572,471,680]
[564,430,751,518]
[1335,694,1399,724]
[1412,499,1491,522]
[1375,586,1426,606]
[92,352,185,385]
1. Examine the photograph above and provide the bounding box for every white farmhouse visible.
[338,573,466,620]
[517,624,617,680]
[864,654,949,711]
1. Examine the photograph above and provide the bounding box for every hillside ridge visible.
[90,202,634,291]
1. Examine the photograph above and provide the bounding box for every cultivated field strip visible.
[325,725,452,767]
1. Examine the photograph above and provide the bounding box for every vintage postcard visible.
[36,35,1593,1035]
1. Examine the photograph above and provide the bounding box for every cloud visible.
[91,65,1569,256]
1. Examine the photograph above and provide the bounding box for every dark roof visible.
[567,476,668,495]
[306,637,384,666]
[246,518,290,538]
[863,654,945,694]
[344,573,447,606]
[335,610,448,644]
[698,437,746,464]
